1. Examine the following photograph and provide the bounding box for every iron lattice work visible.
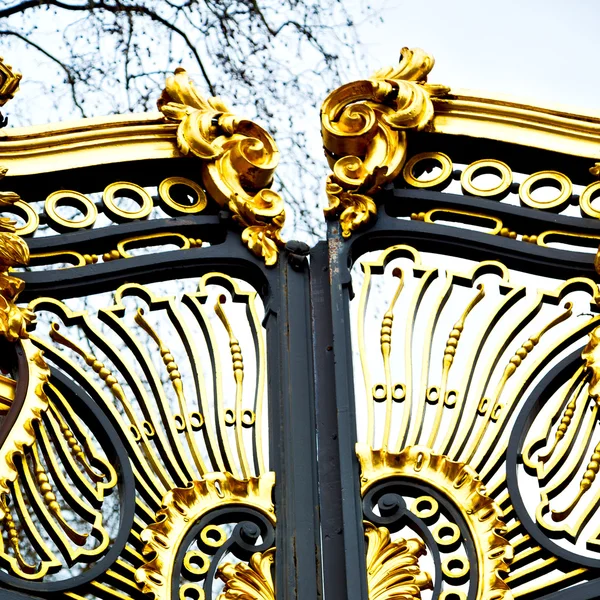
[1,47,600,600]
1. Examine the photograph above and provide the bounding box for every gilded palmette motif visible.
[364,521,431,600]
[321,47,449,237]
[217,548,275,600]
[158,68,285,265]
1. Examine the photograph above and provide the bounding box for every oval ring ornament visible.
[461,159,513,199]
[403,152,453,189]
[45,190,98,230]
[519,171,573,210]
[103,181,153,221]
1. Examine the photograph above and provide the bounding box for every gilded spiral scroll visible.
[321,47,449,237]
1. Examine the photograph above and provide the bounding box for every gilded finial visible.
[321,47,449,237]
[158,69,285,266]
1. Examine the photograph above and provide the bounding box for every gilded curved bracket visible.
[158,68,285,266]
[357,444,513,600]
[135,472,276,600]
[321,47,450,237]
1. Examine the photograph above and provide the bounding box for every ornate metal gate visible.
[1,48,600,600]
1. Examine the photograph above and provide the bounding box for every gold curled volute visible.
[158,68,285,266]
[357,444,513,600]
[321,47,449,237]
[135,472,275,600]
[0,168,50,495]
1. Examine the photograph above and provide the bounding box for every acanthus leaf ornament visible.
[364,521,432,600]
[217,547,275,600]
[321,47,450,237]
[158,68,285,266]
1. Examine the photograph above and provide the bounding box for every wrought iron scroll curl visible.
[158,68,285,266]
[321,47,450,237]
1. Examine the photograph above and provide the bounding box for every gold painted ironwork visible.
[321,47,450,237]
[364,521,432,600]
[0,57,21,107]
[217,547,275,600]
[358,445,512,600]
[354,244,600,598]
[135,473,275,600]
[158,68,285,265]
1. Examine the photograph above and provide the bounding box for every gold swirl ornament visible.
[357,444,513,600]
[217,547,275,600]
[158,68,285,266]
[321,47,450,237]
[135,472,275,600]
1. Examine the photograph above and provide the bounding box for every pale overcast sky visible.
[356,0,599,113]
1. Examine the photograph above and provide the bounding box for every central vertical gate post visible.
[311,227,368,600]
[266,243,322,599]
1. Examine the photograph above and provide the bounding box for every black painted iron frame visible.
[5,145,600,599]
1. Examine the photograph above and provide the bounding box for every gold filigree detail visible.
[158,68,284,265]
[357,444,513,600]
[0,170,35,342]
[217,547,275,600]
[0,58,21,108]
[364,521,431,600]
[321,47,449,237]
[582,324,600,398]
[135,472,275,600]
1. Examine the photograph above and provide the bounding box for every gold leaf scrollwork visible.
[364,521,432,600]
[217,547,275,600]
[158,68,285,266]
[321,47,449,237]
[135,472,275,600]
[357,444,513,600]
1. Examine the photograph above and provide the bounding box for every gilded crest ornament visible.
[321,47,449,237]
[158,68,285,266]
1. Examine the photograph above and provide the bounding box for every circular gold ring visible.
[242,409,256,428]
[410,495,439,520]
[45,190,97,229]
[519,171,572,210]
[183,551,209,576]
[179,583,205,600]
[224,408,236,426]
[580,181,600,219]
[433,522,461,546]
[189,411,204,431]
[159,177,207,214]
[461,159,512,198]
[200,524,227,548]
[442,555,470,580]
[0,200,39,236]
[103,182,153,221]
[403,152,453,188]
